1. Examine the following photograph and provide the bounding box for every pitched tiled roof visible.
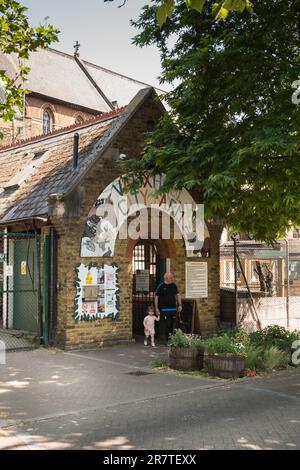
[0,87,160,224]
[0,109,124,223]
[0,107,125,152]
[0,48,165,112]
[83,59,165,108]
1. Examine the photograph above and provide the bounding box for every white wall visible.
[238,296,300,332]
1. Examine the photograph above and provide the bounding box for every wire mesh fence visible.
[220,238,300,332]
[0,232,41,346]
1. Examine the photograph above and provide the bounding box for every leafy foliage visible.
[201,332,245,355]
[244,345,264,371]
[262,346,290,370]
[0,0,59,127]
[249,325,300,353]
[127,0,300,242]
[156,0,252,25]
[204,325,298,370]
[105,0,253,26]
[169,328,203,348]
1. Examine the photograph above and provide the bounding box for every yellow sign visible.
[85,271,93,285]
[21,261,27,275]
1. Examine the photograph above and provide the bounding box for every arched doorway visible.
[132,240,166,338]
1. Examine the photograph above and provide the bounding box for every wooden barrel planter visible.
[207,353,245,379]
[169,347,205,371]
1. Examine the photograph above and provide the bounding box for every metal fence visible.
[0,232,41,341]
[220,237,300,331]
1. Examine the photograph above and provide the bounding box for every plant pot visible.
[169,346,205,371]
[206,353,245,379]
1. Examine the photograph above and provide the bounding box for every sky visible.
[22,0,165,89]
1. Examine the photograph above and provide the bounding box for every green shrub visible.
[262,346,290,370]
[169,329,203,349]
[249,325,300,353]
[201,333,245,356]
[244,346,264,371]
[228,325,250,348]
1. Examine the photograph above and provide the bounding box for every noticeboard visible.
[185,261,208,298]
[74,263,120,321]
[135,269,150,293]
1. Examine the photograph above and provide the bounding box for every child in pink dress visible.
[143,305,160,347]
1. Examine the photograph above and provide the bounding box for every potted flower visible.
[168,329,205,371]
[201,334,245,379]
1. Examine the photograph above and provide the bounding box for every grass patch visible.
[150,356,168,368]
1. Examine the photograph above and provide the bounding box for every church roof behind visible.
[1,48,164,112]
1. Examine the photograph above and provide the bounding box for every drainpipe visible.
[284,238,290,329]
[73,133,79,170]
[43,231,50,347]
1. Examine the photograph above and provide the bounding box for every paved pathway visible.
[0,344,299,450]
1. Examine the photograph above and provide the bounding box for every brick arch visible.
[80,174,208,259]
[124,237,176,259]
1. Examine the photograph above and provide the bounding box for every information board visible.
[135,269,150,293]
[185,261,208,298]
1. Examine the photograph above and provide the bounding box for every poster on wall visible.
[74,263,120,321]
[185,261,208,298]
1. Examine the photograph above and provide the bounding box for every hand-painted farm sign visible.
[80,175,210,258]
[74,263,120,321]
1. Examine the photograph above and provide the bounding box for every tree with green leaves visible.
[155,0,252,25]
[0,0,59,126]
[105,0,253,25]
[126,0,300,241]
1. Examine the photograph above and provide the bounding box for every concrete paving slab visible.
[1,345,299,450]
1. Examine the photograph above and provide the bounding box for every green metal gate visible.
[0,232,41,336]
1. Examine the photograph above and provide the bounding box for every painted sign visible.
[185,262,208,298]
[80,175,210,259]
[81,301,98,317]
[135,269,150,293]
[74,263,120,321]
[5,265,13,277]
[21,261,27,275]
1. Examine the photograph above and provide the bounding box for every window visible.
[224,261,240,283]
[251,260,276,284]
[293,229,300,238]
[132,241,158,275]
[289,261,300,280]
[43,110,52,134]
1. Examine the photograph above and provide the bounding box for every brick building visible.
[0,47,163,146]
[0,86,222,349]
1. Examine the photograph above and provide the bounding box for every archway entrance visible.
[132,240,166,339]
